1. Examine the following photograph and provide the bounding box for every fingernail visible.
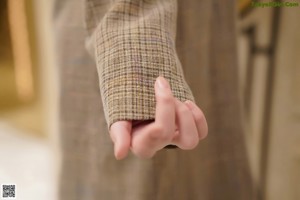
[156,76,169,89]
[185,100,193,109]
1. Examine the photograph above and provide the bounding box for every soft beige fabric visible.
[53,0,254,199]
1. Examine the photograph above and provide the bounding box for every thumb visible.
[109,121,132,160]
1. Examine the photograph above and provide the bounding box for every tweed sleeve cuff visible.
[88,0,195,129]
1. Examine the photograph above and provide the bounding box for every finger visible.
[154,76,176,138]
[131,116,175,158]
[184,100,208,140]
[130,76,177,158]
[130,123,159,159]
[109,121,132,160]
[172,99,199,150]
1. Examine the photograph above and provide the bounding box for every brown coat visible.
[53,0,254,199]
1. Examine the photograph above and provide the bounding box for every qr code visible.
[1,185,16,199]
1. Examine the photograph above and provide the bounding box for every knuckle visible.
[149,133,161,142]
[149,130,170,143]
[161,133,173,143]
[155,125,173,142]
[160,95,173,104]
[194,110,205,122]
[154,124,164,134]
[149,125,164,141]
[182,137,199,150]
[178,104,190,115]
[172,130,180,140]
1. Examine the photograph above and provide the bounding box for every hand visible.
[109,76,208,160]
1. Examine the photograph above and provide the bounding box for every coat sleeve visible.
[84,0,195,129]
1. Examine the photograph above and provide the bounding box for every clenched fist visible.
[110,76,208,160]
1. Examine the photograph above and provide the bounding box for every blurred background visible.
[0,0,58,199]
[0,0,299,200]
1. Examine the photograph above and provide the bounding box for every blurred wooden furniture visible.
[238,3,300,200]
[0,0,45,136]
[0,0,34,109]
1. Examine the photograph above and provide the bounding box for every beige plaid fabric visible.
[84,0,194,128]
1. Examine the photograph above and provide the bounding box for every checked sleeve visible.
[84,0,195,129]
